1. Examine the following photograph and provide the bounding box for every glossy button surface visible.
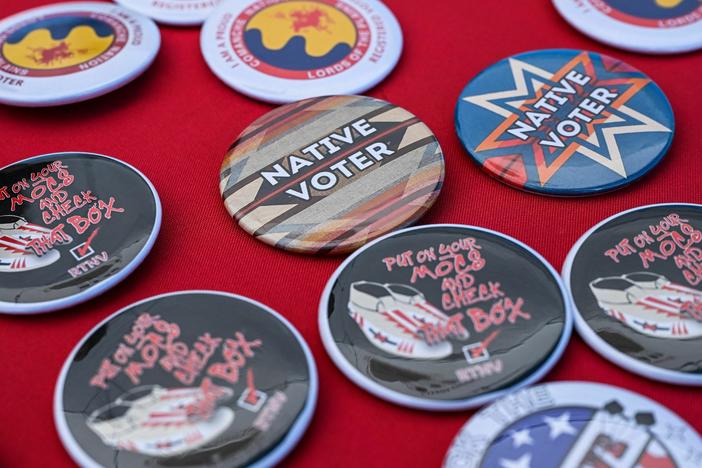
[455,49,674,196]
[444,382,702,468]
[220,95,444,255]
[553,0,702,54]
[0,152,160,314]
[0,2,160,107]
[54,291,318,467]
[319,224,572,410]
[200,0,402,103]
[564,203,702,385]
[116,0,221,26]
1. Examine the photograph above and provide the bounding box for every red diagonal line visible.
[644,296,681,309]
[636,299,682,318]
[0,239,27,253]
[470,329,501,358]
[77,228,100,257]
[391,308,422,330]
[18,224,49,234]
[245,368,258,405]
[148,411,187,418]
[0,236,27,247]
[383,311,419,338]
[415,302,449,321]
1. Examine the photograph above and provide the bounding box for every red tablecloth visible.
[1,1,700,466]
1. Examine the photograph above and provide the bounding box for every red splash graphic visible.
[27,42,74,65]
[290,8,333,33]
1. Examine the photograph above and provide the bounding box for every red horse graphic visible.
[27,41,76,65]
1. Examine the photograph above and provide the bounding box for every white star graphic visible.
[544,412,577,439]
[511,428,533,448]
[463,58,553,119]
[500,453,531,468]
[463,55,671,181]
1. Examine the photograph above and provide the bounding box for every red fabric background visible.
[1,1,700,466]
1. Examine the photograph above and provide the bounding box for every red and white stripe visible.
[143,410,190,427]
[351,311,365,327]
[671,322,689,337]
[397,341,414,354]
[0,236,29,253]
[383,310,421,338]
[415,301,450,321]
[663,282,702,298]
[636,296,684,318]
[17,223,51,234]
[606,309,627,322]
[159,388,202,400]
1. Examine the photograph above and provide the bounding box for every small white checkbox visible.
[237,388,267,412]
[462,342,491,364]
[70,243,94,261]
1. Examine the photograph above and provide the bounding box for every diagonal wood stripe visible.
[257,230,290,245]
[322,164,441,240]
[314,182,441,254]
[222,104,337,176]
[233,118,420,218]
[369,106,414,123]
[250,136,439,235]
[217,95,445,254]
[398,123,433,150]
[260,177,409,240]
[269,156,442,249]
[239,203,297,231]
[226,96,329,151]
[222,177,263,217]
[298,167,442,249]
[297,139,440,224]
[221,101,400,190]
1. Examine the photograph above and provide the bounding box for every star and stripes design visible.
[480,405,675,468]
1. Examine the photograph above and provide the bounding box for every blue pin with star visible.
[454,49,675,196]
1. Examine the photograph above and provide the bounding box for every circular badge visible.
[564,204,702,385]
[54,291,318,467]
[444,381,702,468]
[455,49,674,197]
[553,0,702,54]
[0,152,161,314]
[200,0,402,103]
[318,224,572,410]
[220,95,444,255]
[115,0,222,26]
[0,2,160,107]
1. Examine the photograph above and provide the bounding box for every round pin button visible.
[0,152,161,314]
[553,0,702,54]
[200,0,402,103]
[0,2,160,107]
[220,95,444,255]
[564,203,702,385]
[455,49,674,196]
[115,0,221,26]
[444,381,702,468]
[319,224,572,410]
[54,291,318,467]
